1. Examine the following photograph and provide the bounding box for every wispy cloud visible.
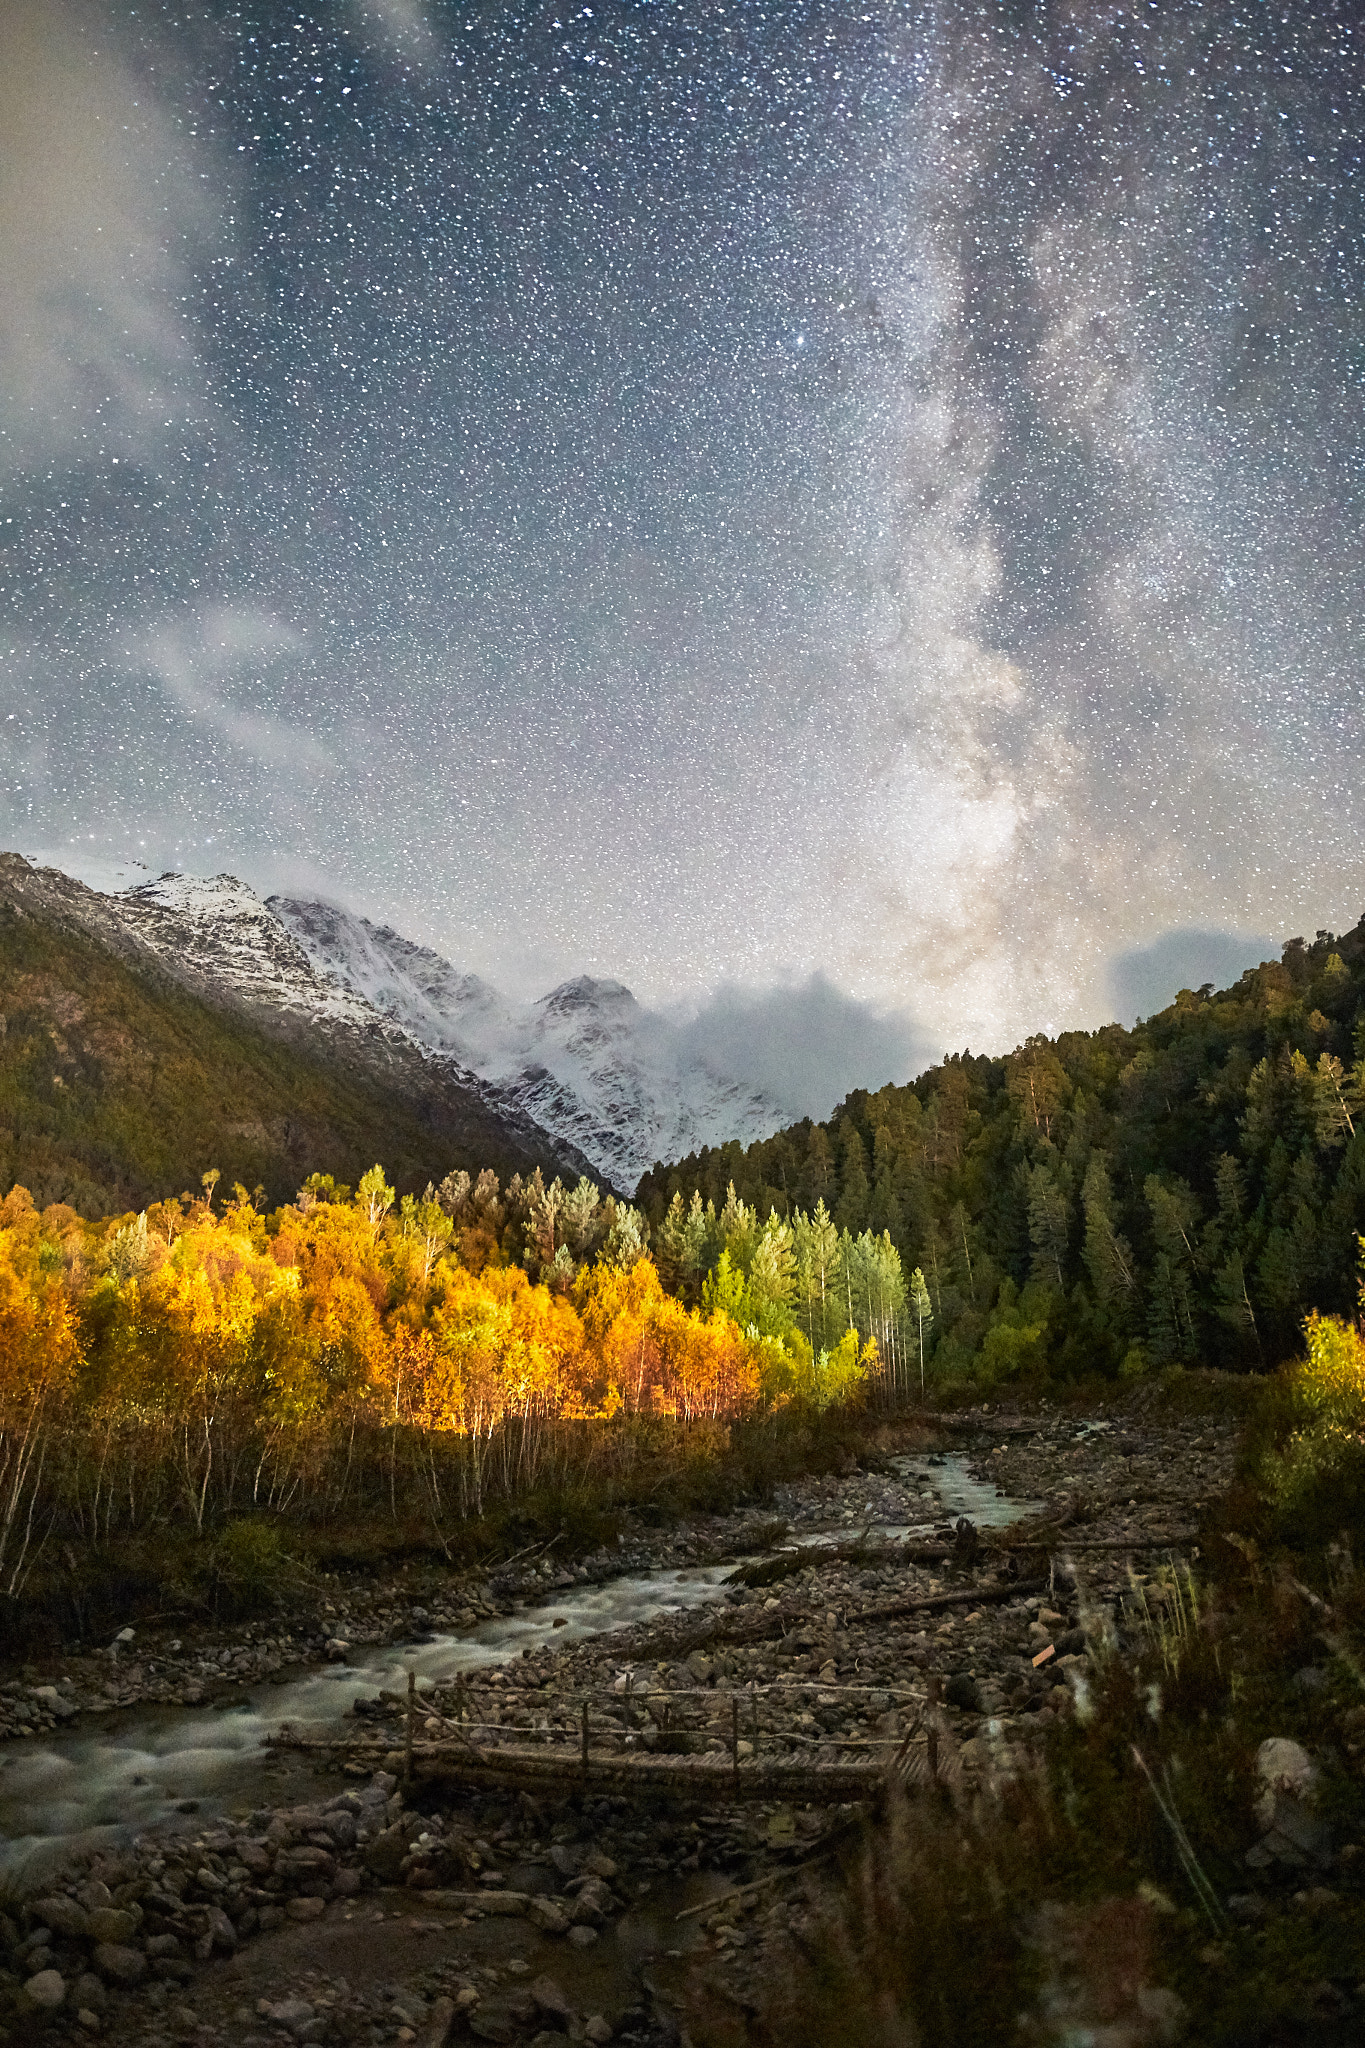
[133,608,337,780]
[0,0,223,479]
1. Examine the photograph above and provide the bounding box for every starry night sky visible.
[2,0,1363,1068]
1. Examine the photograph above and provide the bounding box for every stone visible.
[418,1994,456,2048]
[1252,1737,1331,1868]
[86,1906,138,1944]
[24,1967,66,2009]
[469,2014,515,2044]
[260,1994,316,2031]
[944,1673,982,1713]
[287,1895,327,1921]
[33,1894,90,1940]
[584,2018,613,2045]
[73,1972,107,2013]
[145,1935,182,1958]
[93,1942,147,1985]
[1255,1738,1318,1812]
[363,1824,408,1882]
[530,1974,573,2025]
[76,2011,102,2033]
[582,1850,618,1880]
[567,1924,598,1948]
[333,1865,363,1894]
[205,1905,238,1949]
[529,1897,570,1935]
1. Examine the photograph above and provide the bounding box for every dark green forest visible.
[638,918,1365,1387]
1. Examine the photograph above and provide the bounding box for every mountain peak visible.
[535,975,639,1019]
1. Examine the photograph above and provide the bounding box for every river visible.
[0,1452,1029,1882]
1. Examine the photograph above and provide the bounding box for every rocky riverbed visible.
[2,1399,1276,2047]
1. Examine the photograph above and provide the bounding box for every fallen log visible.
[266,1731,885,1804]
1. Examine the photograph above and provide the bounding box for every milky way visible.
[2,0,1362,1066]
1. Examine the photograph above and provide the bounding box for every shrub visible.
[1260,1309,1365,1542]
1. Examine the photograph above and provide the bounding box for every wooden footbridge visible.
[267,1673,962,1807]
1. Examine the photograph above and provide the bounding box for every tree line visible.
[0,1160,879,1597]
[638,920,1365,1389]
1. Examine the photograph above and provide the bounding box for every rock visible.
[418,1995,456,2048]
[93,1942,147,1985]
[363,1823,409,1882]
[530,1974,573,2025]
[73,1972,107,2013]
[76,2010,102,2034]
[583,1851,618,1880]
[1053,1629,1087,1658]
[145,1936,182,1958]
[469,2013,515,2044]
[205,1905,238,1949]
[287,1895,328,1921]
[529,1897,570,1935]
[259,1993,317,2031]
[334,1865,363,1895]
[944,1673,982,1713]
[86,1906,138,1944]
[33,1894,91,1940]
[567,1924,598,1948]
[584,2018,613,2045]
[24,1967,66,2009]
[685,1651,713,1684]
[1255,1737,1318,1810]
[1251,1737,1332,1867]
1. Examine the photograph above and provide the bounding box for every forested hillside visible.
[638,919,1365,1386]
[0,887,590,1215]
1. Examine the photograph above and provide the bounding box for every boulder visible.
[530,1974,573,2026]
[363,1824,408,1883]
[93,1942,147,1985]
[24,1968,66,2010]
[205,1905,238,1950]
[259,1994,316,2031]
[1248,1739,1331,1869]
[86,1906,138,1945]
[33,1895,90,1940]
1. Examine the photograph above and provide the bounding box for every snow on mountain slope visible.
[267,896,511,1055]
[114,872,377,1029]
[266,900,789,1189]
[19,856,789,1189]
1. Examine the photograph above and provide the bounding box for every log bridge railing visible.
[267,1670,960,1804]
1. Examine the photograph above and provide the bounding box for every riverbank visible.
[1,1388,1274,2046]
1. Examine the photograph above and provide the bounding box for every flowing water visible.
[0,1454,1028,1880]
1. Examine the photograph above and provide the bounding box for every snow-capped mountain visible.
[267,896,788,1189]
[10,856,792,1189]
[0,855,598,1189]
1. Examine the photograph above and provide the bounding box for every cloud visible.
[1108,929,1278,1026]
[349,0,439,65]
[675,975,929,1124]
[0,0,221,477]
[132,608,337,780]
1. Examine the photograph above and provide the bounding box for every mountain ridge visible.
[0,853,599,1209]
